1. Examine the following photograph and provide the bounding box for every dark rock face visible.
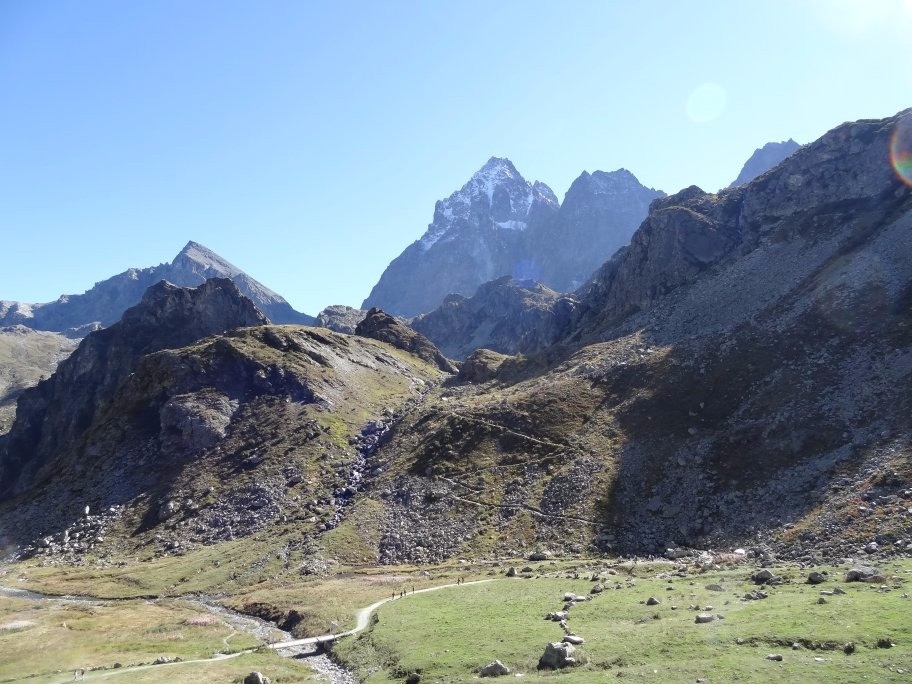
[0,240,312,333]
[0,278,267,496]
[315,305,368,334]
[728,139,801,188]
[355,308,457,373]
[411,276,578,359]
[572,113,909,344]
[362,158,662,317]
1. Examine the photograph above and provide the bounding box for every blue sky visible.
[1,0,909,315]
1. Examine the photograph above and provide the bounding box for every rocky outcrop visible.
[0,278,267,496]
[355,308,457,373]
[362,158,662,317]
[0,240,312,333]
[728,139,801,188]
[411,277,578,359]
[315,305,367,334]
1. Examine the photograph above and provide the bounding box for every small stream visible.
[0,584,355,683]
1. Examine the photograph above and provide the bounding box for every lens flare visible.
[891,116,912,187]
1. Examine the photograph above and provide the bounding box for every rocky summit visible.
[0,240,312,334]
[728,138,801,188]
[362,157,662,317]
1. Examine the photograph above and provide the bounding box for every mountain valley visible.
[1,110,911,683]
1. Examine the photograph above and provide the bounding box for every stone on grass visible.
[695,613,716,624]
[405,673,421,684]
[876,638,894,649]
[752,569,781,585]
[705,583,724,592]
[244,673,271,684]
[563,635,585,645]
[766,654,783,661]
[845,566,879,583]
[646,596,660,605]
[506,566,516,577]
[538,642,577,669]
[479,660,510,677]
[843,642,856,655]
[807,572,826,584]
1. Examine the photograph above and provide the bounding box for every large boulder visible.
[538,641,577,669]
[479,660,510,677]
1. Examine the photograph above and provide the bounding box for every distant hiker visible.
[391,592,395,600]
[411,586,415,594]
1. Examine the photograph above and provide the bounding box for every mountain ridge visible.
[0,241,313,333]
[362,158,663,317]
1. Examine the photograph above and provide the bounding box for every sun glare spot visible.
[890,116,912,186]
[685,83,727,124]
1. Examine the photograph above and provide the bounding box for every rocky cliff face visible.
[362,158,662,317]
[572,114,907,345]
[728,139,801,188]
[411,277,578,359]
[0,241,313,333]
[0,278,267,496]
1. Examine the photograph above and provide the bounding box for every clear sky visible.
[1,0,909,315]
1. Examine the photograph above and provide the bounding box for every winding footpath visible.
[268,578,494,651]
[1,578,495,683]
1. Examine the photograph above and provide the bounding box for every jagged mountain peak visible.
[569,168,662,198]
[364,155,663,317]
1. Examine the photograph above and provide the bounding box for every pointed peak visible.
[471,156,522,183]
[178,240,215,257]
[172,241,242,277]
